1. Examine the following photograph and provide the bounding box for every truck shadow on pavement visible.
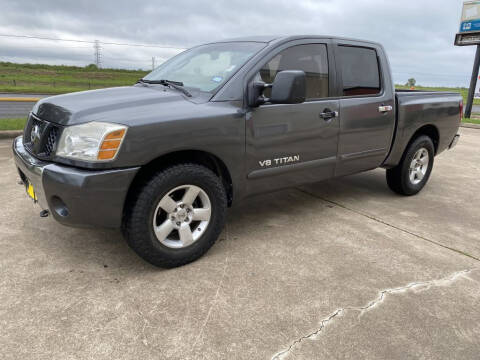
[22,169,393,271]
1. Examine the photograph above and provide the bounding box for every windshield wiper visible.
[137,79,192,97]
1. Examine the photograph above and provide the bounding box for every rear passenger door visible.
[334,41,395,177]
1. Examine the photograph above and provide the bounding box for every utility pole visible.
[152,56,156,70]
[456,2,480,118]
[465,45,480,118]
[94,40,102,68]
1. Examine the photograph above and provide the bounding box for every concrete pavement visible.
[300,128,480,261]
[0,128,479,359]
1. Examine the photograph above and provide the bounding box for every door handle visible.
[378,105,393,113]
[319,109,338,121]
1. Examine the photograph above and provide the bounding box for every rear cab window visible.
[338,46,381,97]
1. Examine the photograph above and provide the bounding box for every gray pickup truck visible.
[13,35,462,267]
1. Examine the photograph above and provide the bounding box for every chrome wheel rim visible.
[152,185,211,249]
[409,148,429,185]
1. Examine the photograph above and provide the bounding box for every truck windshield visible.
[142,42,265,94]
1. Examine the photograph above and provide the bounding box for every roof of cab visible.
[217,35,381,47]
[215,35,282,43]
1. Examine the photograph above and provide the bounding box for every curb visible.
[0,130,22,139]
[461,123,480,129]
[2,124,479,140]
[0,97,40,102]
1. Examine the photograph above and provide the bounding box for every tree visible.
[85,64,98,70]
[405,78,416,87]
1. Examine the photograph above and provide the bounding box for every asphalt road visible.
[0,93,48,119]
[3,96,476,118]
[1,128,480,359]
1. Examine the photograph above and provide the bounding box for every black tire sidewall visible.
[399,136,435,195]
[125,164,227,267]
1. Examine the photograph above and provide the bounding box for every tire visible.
[386,135,435,196]
[123,164,227,268]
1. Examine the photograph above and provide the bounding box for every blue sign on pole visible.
[460,1,480,33]
[460,19,480,33]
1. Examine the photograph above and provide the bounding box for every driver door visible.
[245,41,340,195]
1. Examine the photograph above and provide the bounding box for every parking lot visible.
[1,128,479,359]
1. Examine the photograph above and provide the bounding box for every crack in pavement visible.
[296,188,480,262]
[190,223,231,354]
[271,269,475,360]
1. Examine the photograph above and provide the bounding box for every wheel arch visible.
[409,124,440,154]
[124,150,234,214]
[383,123,440,169]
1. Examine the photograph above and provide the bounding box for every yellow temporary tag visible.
[27,183,37,201]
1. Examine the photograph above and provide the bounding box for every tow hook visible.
[39,210,49,218]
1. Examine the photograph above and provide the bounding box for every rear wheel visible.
[123,164,227,268]
[386,135,434,196]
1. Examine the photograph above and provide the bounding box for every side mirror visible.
[270,70,306,104]
[248,81,269,108]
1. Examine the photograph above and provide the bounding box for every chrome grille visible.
[23,114,61,160]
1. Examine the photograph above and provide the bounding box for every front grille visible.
[44,127,58,156]
[23,114,61,160]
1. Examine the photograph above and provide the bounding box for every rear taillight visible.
[460,100,463,122]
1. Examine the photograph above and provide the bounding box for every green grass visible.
[0,62,149,94]
[395,85,480,106]
[0,118,27,130]
[462,117,480,125]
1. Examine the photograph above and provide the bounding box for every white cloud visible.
[0,0,474,86]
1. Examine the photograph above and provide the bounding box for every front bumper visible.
[13,136,139,228]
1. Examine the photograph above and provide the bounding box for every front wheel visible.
[386,135,435,196]
[123,164,227,268]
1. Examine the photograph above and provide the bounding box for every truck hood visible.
[32,85,198,126]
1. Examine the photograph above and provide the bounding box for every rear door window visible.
[338,46,381,96]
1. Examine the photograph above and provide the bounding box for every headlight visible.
[56,122,127,162]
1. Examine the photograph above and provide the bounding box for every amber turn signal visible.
[100,139,121,150]
[97,129,126,160]
[104,129,126,140]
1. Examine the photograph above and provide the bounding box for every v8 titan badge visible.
[259,155,300,167]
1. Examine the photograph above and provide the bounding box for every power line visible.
[0,33,186,49]
[1,44,92,49]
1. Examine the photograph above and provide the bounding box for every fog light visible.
[51,196,69,217]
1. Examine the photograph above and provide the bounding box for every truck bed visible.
[382,90,463,167]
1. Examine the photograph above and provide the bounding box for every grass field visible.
[395,85,480,105]
[0,61,476,105]
[0,62,477,130]
[0,62,149,94]
[0,118,27,130]
[463,117,480,125]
